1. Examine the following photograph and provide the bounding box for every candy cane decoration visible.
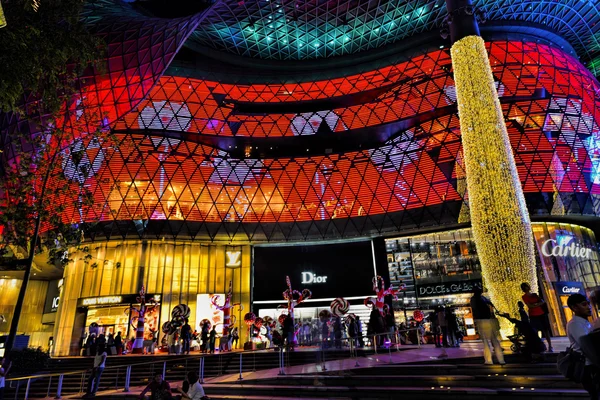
[210,281,243,337]
[124,286,157,354]
[282,276,312,345]
[364,276,405,316]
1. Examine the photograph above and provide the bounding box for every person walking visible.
[470,287,505,365]
[181,318,192,355]
[521,282,553,352]
[566,293,599,400]
[84,345,107,397]
[437,306,449,347]
[115,332,123,355]
[138,372,172,400]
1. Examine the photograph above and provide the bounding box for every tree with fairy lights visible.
[0,116,112,353]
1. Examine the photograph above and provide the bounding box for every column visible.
[445,0,537,336]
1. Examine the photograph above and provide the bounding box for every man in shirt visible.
[84,345,107,397]
[470,287,505,365]
[521,282,553,352]
[567,293,599,400]
[181,319,192,355]
[138,372,172,400]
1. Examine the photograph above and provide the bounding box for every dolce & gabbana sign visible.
[417,279,482,298]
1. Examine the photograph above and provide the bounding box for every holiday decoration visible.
[318,309,332,322]
[277,314,287,325]
[330,297,350,317]
[450,34,537,337]
[161,321,175,335]
[171,304,191,319]
[254,316,264,329]
[282,275,312,345]
[413,310,424,323]
[364,276,404,316]
[124,286,158,354]
[210,281,243,338]
[344,313,357,325]
[199,319,212,330]
[244,312,256,342]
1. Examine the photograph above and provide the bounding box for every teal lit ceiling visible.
[184,0,600,75]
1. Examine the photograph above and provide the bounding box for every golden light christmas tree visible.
[445,0,537,336]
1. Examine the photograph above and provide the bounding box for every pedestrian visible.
[181,318,192,355]
[356,316,365,348]
[138,372,172,400]
[86,333,96,357]
[107,333,116,355]
[115,331,123,355]
[283,314,295,350]
[470,287,505,365]
[84,344,107,397]
[446,307,459,348]
[209,326,217,354]
[175,371,207,400]
[566,293,599,400]
[430,309,441,347]
[201,324,209,354]
[521,282,553,352]
[437,306,449,347]
[0,357,12,400]
[517,301,530,325]
[231,327,239,350]
[333,316,342,349]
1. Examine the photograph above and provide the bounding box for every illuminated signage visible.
[541,238,592,259]
[301,272,328,284]
[553,281,585,296]
[417,280,482,298]
[51,296,60,311]
[225,251,242,267]
[81,296,123,306]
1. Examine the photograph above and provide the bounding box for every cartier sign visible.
[540,238,592,259]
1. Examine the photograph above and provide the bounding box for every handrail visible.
[6,327,425,383]
[4,345,273,382]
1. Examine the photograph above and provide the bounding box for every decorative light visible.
[450,35,537,337]
[0,3,6,28]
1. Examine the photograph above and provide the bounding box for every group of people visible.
[138,371,208,400]
[469,282,555,366]
[166,319,240,355]
[84,331,128,356]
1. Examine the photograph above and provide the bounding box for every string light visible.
[0,3,6,28]
[450,35,537,337]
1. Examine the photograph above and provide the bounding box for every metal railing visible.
[5,327,424,399]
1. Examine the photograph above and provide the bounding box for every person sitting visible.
[176,371,207,400]
[138,372,172,400]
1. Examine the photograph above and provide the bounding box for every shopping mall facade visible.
[2,0,600,356]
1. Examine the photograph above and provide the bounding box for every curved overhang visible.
[169,22,579,84]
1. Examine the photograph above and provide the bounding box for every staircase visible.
[198,353,589,400]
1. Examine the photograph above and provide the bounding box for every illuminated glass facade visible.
[43,41,600,242]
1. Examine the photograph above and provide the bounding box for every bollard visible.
[46,376,53,398]
[162,361,167,380]
[124,365,132,392]
[278,347,285,376]
[237,353,243,381]
[374,335,378,354]
[199,357,205,384]
[388,342,393,364]
[417,330,421,348]
[55,374,64,399]
[24,378,31,400]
